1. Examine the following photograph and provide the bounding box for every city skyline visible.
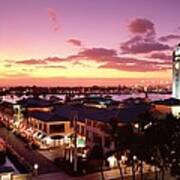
[1,0,180,86]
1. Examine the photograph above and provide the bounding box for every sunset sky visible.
[1,0,180,86]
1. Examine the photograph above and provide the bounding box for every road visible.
[0,124,61,175]
[0,124,175,180]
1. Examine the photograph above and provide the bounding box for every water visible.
[112,93,171,102]
[1,93,171,104]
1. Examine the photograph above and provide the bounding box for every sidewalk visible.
[32,168,177,180]
[0,125,60,174]
[38,147,64,162]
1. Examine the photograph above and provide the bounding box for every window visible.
[77,124,80,133]
[44,124,47,132]
[105,137,111,148]
[86,130,90,139]
[81,126,85,135]
[70,120,73,127]
[93,121,97,127]
[49,124,65,134]
[93,133,102,145]
[87,121,91,126]
[98,123,105,131]
[34,123,38,128]
[39,123,42,130]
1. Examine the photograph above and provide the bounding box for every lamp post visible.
[33,163,39,176]
[132,155,137,180]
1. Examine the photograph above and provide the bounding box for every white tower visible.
[172,44,180,99]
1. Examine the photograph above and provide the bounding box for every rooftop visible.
[28,111,68,122]
[17,97,52,108]
[29,103,151,124]
[153,98,180,106]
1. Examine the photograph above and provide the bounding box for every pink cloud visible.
[99,58,171,72]
[159,34,180,42]
[6,45,171,73]
[121,42,170,54]
[128,18,155,37]
[45,57,64,63]
[67,39,82,46]
[120,18,170,54]
[66,47,171,72]
[149,52,171,61]
[78,48,117,61]
[47,8,60,32]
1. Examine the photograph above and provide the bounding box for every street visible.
[0,124,60,175]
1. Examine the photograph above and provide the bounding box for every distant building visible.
[154,98,180,118]
[172,43,180,99]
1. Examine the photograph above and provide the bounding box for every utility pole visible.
[73,111,78,172]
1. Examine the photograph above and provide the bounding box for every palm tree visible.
[106,117,124,180]
[106,118,133,180]
[88,144,105,180]
[134,110,156,180]
[143,113,177,180]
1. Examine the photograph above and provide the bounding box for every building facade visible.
[173,44,180,99]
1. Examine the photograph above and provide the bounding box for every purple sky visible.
[0,0,180,86]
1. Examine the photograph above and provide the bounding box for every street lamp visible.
[133,155,137,161]
[132,155,138,180]
[33,163,39,176]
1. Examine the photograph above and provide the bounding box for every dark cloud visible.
[121,18,170,54]
[67,39,82,46]
[149,52,171,61]
[16,59,47,65]
[158,34,180,42]
[128,18,155,38]
[47,8,60,32]
[121,41,170,54]
[45,57,64,63]
[64,48,117,63]
[100,63,169,72]
[66,47,171,71]
[78,48,117,61]
[99,57,171,72]
[7,57,64,66]
[68,46,171,72]
[67,47,171,72]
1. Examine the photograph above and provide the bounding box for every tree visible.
[106,118,133,180]
[141,113,179,180]
[88,144,105,180]
[0,150,6,165]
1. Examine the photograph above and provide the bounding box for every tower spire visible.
[172,43,180,99]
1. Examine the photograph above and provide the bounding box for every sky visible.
[1,0,180,86]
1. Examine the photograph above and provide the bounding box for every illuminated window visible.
[49,124,65,133]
